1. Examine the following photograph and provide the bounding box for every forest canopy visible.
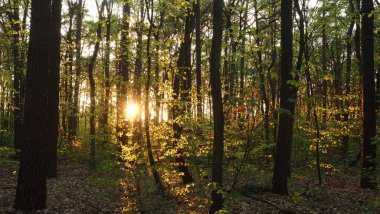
[0,0,379,213]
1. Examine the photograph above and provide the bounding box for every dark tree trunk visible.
[101,2,112,127]
[46,0,62,178]
[295,0,321,185]
[195,0,202,118]
[69,0,84,141]
[360,0,376,189]
[14,0,54,210]
[272,0,295,195]
[117,0,130,146]
[62,3,75,140]
[239,1,248,99]
[88,1,105,169]
[349,0,362,167]
[132,0,144,161]
[154,6,164,122]
[254,0,270,150]
[9,1,23,151]
[172,0,195,185]
[342,0,355,159]
[209,0,224,212]
[145,1,164,193]
[322,6,327,128]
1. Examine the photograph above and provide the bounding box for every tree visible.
[360,0,376,189]
[172,0,195,184]
[14,0,61,210]
[195,0,202,118]
[117,0,130,146]
[272,0,295,195]
[145,0,164,193]
[7,0,23,152]
[88,0,105,168]
[68,0,84,141]
[209,0,224,212]
[46,0,62,178]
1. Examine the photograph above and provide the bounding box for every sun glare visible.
[125,102,139,120]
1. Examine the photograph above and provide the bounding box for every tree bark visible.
[46,0,62,178]
[342,0,355,159]
[145,1,165,193]
[69,0,84,141]
[209,0,224,212]
[272,0,295,195]
[360,0,376,189]
[14,0,54,210]
[172,0,195,184]
[195,0,202,119]
[117,0,130,146]
[88,1,105,169]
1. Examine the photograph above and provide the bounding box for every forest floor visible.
[1,145,380,214]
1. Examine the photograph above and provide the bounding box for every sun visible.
[125,102,139,120]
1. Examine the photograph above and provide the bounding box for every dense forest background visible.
[0,0,379,213]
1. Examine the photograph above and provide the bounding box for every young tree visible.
[272,0,295,195]
[117,0,130,146]
[195,0,202,118]
[69,0,84,141]
[209,0,224,212]
[7,0,23,151]
[88,0,105,168]
[46,0,62,178]
[172,0,195,184]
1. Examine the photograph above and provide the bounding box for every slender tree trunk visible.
[172,0,195,184]
[9,1,23,151]
[272,0,295,195]
[296,0,321,185]
[132,0,144,162]
[349,0,362,167]
[69,0,84,141]
[209,0,224,212]
[88,1,105,169]
[46,0,62,178]
[62,4,75,140]
[101,2,112,127]
[322,2,327,128]
[239,1,248,99]
[342,0,355,159]
[117,0,130,146]
[145,2,165,193]
[154,6,164,122]
[254,0,270,151]
[195,0,202,118]
[360,0,376,189]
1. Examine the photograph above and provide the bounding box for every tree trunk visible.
[272,0,295,195]
[209,0,224,212]
[88,1,105,169]
[69,0,84,141]
[254,0,270,152]
[46,0,62,178]
[9,0,23,151]
[172,0,195,184]
[322,3,327,128]
[360,0,376,189]
[342,0,355,159]
[15,0,54,210]
[117,0,130,146]
[145,2,165,193]
[195,0,202,119]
